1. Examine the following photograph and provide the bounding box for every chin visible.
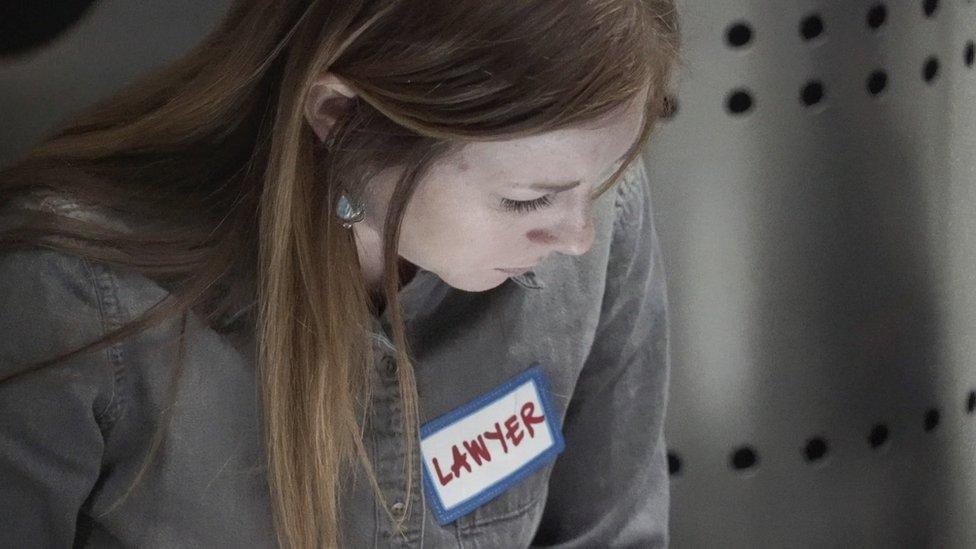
[440,269,508,293]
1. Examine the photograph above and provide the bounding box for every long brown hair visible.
[0,1,682,546]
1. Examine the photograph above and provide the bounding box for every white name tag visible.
[419,363,564,525]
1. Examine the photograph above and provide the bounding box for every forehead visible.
[457,130,605,169]
[451,96,646,176]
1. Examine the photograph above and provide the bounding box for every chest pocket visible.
[455,460,552,542]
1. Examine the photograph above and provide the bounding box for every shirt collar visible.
[368,264,545,345]
[507,268,546,290]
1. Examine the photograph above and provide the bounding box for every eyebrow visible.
[516,138,642,192]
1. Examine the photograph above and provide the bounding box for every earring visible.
[325,133,363,228]
[336,192,365,228]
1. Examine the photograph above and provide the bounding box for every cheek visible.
[403,181,529,260]
[525,227,557,245]
[400,195,476,252]
[416,206,518,262]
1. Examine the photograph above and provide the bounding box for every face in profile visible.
[356,85,649,293]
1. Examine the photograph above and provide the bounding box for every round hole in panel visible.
[668,451,682,476]
[803,437,829,463]
[866,4,888,30]
[923,407,940,432]
[730,445,759,471]
[661,93,679,119]
[867,423,890,449]
[726,88,754,115]
[867,69,888,95]
[726,21,754,48]
[800,80,825,107]
[800,13,825,41]
[922,56,940,83]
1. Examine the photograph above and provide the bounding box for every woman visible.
[0,0,682,547]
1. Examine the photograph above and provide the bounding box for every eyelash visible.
[499,164,628,215]
[500,195,554,214]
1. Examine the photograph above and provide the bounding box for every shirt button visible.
[391,501,406,516]
[382,355,398,377]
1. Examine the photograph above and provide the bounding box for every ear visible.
[303,73,358,143]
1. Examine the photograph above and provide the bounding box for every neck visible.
[367,258,419,316]
[353,221,419,314]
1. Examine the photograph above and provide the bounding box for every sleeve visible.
[532,155,672,548]
[0,247,119,547]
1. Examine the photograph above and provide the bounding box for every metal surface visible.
[649,1,976,547]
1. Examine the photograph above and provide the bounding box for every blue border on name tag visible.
[419,362,565,526]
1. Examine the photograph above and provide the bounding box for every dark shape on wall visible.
[0,1,98,58]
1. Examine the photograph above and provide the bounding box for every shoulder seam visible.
[612,158,646,233]
[84,257,129,435]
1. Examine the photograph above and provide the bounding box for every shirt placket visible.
[370,345,431,545]
[368,273,434,546]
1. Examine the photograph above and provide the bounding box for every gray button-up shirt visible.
[0,156,670,548]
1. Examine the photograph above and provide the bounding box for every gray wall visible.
[0,0,232,164]
[653,1,976,547]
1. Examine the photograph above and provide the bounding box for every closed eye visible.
[500,195,554,214]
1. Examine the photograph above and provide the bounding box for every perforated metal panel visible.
[647,1,976,546]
